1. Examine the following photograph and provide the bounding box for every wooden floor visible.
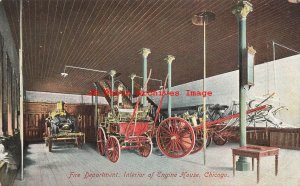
[12,142,300,186]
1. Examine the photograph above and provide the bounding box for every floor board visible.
[12,142,300,186]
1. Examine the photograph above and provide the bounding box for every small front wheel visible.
[106,136,120,163]
[213,132,228,146]
[138,137,153,158]
[97,127,107,156]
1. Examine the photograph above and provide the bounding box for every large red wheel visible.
[97,127,106,156]
[212,132,228,146]
[105,136,121,163]
[156,117,195,158]
[138,137,153,158]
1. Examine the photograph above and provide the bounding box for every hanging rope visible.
[272,41,300,112]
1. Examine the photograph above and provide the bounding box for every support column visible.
[0,47,3,136]
[12,70,15,130]
[232,0,253,171]
[164,55,175,117]
[139,48,151,107]
[130,73,136,102]
[192,11,215,166]
[3,53,8,135]
[17,80,20,129]
[14,77,18,129]
[110,70,116,113]
[7,63,13,136]
[20,0,24,180]
[93,82,98,129]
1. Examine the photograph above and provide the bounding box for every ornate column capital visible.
[110,70,116,77]
[165,55,175,64]
[232,1,253,19]
[140,48,151,58]
[130,73,136,80]
[248,46,256,55]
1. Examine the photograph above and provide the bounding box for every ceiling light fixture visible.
[61,65,107,78]
[60,72,68,78]
[192,10,215,166]
[133,75,163,89]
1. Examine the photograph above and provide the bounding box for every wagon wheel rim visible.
[105,136,120,163]
[156,117,195,158]
[206,134,212,147]
[190,129,211,154]
[212,132,228,145]
[138,137,153,158]
[97,127,106,156]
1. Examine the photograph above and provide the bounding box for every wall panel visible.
[247,127,300,150]
[24,102,107,143]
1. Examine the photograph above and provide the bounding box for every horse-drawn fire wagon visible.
[96,70,270,162]
[96,71,158,162]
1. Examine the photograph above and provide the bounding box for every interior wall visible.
[0,32,3,136]
[150,54,300,127]
[24,102,108,142]
[0,4,18,73]
[0,3,19,136]
[25,91,108,105]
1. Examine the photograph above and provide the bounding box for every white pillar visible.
[110,70,116,113]
[139,48,151,107]
[164,55,175,118]
[130,73,136,102]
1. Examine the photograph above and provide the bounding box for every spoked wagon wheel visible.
[138,137,153,158]
[97,127,106,156]
[212,132,228,146]
[106,136,121,163]
[190,130,211,154]
[156,117,195,158]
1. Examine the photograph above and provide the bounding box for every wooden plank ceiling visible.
[3,0,300,95]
